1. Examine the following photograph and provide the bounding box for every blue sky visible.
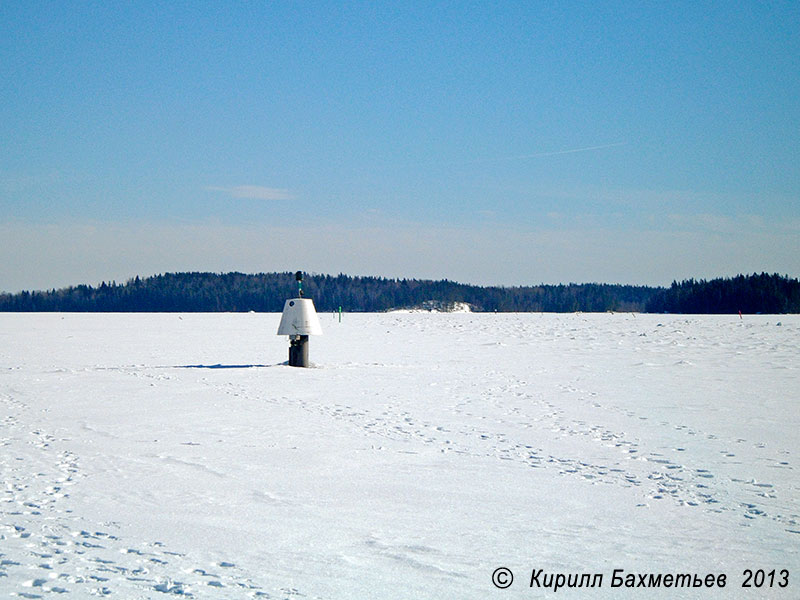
[2,1,798,292]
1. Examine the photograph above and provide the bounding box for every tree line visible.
[0,271,797,313]
[645,273,800,314]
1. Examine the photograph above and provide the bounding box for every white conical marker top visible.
[277,298,323,335]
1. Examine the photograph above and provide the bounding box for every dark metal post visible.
[289,335,309,367]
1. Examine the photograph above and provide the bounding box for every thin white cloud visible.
[207,185,293,201]
[667,213,738,233]
[662,212,800,234]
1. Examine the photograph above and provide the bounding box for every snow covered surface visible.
[388,301,473,313]
[1,312,798,598]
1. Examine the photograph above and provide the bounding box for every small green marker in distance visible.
[339,306,342,323]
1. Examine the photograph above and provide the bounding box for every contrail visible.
[501,141,626,160]
[454,141,626,165]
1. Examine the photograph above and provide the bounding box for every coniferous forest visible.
[0,272,798,314]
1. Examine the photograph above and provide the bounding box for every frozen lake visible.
[1,312,798,598]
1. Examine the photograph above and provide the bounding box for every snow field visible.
[0,312,798,598]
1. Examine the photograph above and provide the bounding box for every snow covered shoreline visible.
[1,313,798,598]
